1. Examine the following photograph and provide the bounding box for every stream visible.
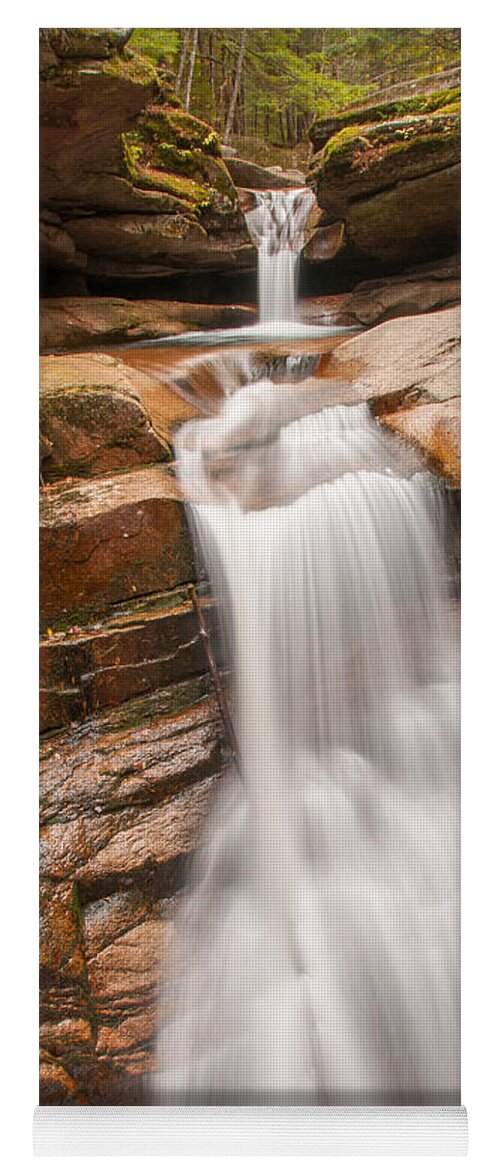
[130,189,460,1105]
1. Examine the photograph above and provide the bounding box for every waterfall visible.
[245,188,316,323]
[152,194,459,1106]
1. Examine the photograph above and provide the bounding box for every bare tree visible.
[184,29,199,112]
[175,29,190,97]
[224,29,247,143]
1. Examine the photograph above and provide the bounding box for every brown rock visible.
[225,157,301,189]
[40,352,166,481]
[323,307,460,484]
[237,188,258,213]
[75,773,219,890]
[381,399,460,486]
[39,1018,94,1057]
[39,596,209,731]
[40,297,257,352]
[40,697,222,827]
[303,264,460,330]
[40,54,159,211]
[308,84,461,271]
[302,221,345,262]
[40,222,85,271]
[334,269,460,327]
[329,306,460,406]
[39,1054,87,1105]
[82,891,152,960]
[39,881,86,986]
[39,466,193,627]
[87,920,167,1017]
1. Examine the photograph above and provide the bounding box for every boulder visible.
[40,352,166,480]
[382,399,460,486]
[225,156,302,189]
[302,258,460,327]
[40,297,257,352]
[302,221,345,262]
[40,466,193,628]
[307,76,460,273]
[320,306,460,483]
[310,67,461,151]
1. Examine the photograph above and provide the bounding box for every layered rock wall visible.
[40,30,253,292]
[39,346,225,1104]
[307,70,460,276]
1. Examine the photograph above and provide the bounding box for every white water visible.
[245,188,316,322]
[152,191,459,1105]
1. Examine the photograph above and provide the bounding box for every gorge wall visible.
[40,29,254,297]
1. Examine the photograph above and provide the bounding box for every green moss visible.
[322,110,460,166]
[102,50,159,88]
[144,108,222,154]
[313,86,461,142]
[154,143,200,177]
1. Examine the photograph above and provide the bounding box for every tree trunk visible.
[224,28,247,143]
[184,28,199,112]
[175,29,190,97]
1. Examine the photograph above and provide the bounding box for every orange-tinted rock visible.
[382,399,460,485]
[88,920,167,1018]
[39,466,193,628]
[40,697,222,882]
[40,352,167,481]
[39,596,209,731]
[39,1054,87,1105]
[325,306,460,405]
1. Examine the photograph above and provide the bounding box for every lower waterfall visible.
[151,366,459,1103]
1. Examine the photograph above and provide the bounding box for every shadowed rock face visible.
[307,72,460,275]
[39,30,253,288]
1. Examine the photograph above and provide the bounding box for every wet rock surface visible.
[40,297,257,353]
[322,306,460,483]
[40,695,223,1103]
[40,466,192,628]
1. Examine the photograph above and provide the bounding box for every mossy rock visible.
[138,107,222,155]
[40,28,133,61]
[310,85,460,150]
[309,110,460,219]
[122,111,240,228]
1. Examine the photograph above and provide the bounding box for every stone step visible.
[40,591,212,732]
[40,466,194,629]
[40,352,168,482]
[40,296,257,353]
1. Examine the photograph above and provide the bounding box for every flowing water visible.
[245,188,316,322]
[151,190,459,1105]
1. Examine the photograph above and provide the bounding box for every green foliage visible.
[129,28,460,150]
[129,28,179,64]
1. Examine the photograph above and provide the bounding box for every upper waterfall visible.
[245,188,316,323]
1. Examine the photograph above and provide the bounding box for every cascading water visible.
[152,190,459,1105]
[245,188,316,323]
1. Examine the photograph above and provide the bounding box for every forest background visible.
[130,27,461,165]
